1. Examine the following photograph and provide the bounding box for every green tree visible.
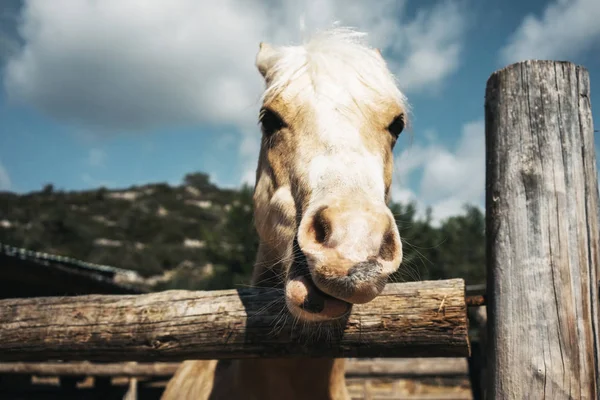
[203,184,259,288]
[389,201,443,282]
[184,172,217,192]
[436,205,486,284]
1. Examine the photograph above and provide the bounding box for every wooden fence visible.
[485,60,599,398]
[0,279,469,361]
[0,59,598,398]
[0,359,474,400]
[0,359,469,378]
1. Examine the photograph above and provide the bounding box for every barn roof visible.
[0,242,149,298]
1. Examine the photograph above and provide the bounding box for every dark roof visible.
[0,243,149,298]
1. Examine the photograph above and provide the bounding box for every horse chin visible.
[285,260,351,323]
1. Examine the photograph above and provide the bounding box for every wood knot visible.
[148,334,178,350]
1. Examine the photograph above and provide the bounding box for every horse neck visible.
[232,358,348,400]
[230,242,348,400]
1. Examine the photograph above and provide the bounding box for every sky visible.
[0,0,599,224]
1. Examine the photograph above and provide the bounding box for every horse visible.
[161,27,408,400]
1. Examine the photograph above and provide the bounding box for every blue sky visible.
[0,0,599,222]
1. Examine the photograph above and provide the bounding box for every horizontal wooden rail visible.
[0,361,180,377]
[0,358,469,378]
[0,279,468,362]
[345,358,468,378]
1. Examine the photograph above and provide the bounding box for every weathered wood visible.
[485,60,600,399]
[345,394,472,400]
[0,279,469,362]
[0,361,181,377]
[0,358,469,378]
[344,358,468,377]
[465,284,487,307]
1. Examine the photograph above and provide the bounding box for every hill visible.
[0,172,486,291]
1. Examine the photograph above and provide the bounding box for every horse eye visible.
[259,108,286,136]
[388,114,405,138]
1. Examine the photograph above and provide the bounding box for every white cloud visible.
[239,141,260,185]
[391,1,466,92]
[4,0,267,130]
[0,159,12,190]
[500,0,600,64]
[4,0,468,185]
[87,148,106,168]
[392,120,485,225]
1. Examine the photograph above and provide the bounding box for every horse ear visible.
[256,42,280,78]
[373,48,387,65]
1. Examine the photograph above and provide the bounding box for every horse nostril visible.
[312,206,331,244]
[379,229,398,261]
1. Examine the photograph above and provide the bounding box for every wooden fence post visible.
[485,60,600,398]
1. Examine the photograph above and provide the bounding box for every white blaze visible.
[308,151,385,200]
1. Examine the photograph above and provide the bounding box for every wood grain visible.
[344,358,468,378]
[485,60,600,399]
[0,279,469,362]
[0,361,180,377]
[0,358,469,378]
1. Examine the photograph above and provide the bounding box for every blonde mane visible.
[261,28,408,117]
